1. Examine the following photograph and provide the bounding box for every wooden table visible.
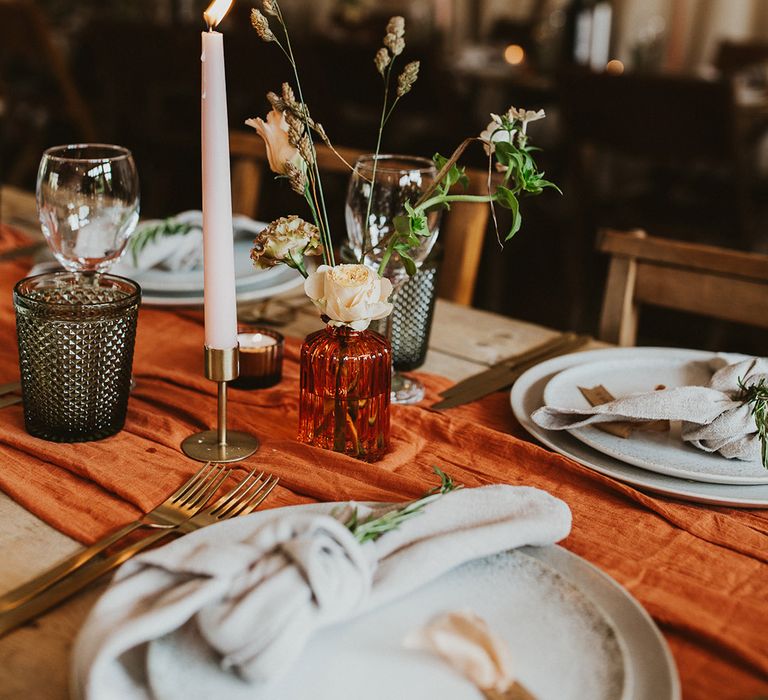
[1,192,765,699]
[0,292,567,698]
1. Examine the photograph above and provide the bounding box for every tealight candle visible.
[231,326,284,389]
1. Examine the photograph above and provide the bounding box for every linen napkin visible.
[114,211,265,273]
[532,356,766,462]
[71,485,571,700]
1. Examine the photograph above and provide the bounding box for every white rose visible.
[245,110,303,175]
[304,264,394,331]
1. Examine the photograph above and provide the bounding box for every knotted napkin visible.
[71,486,571,700]
[532,356,766,462]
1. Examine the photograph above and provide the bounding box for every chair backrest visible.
[597,229,768,346]
[229,130,491,305]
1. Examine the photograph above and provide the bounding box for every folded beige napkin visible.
[71,486,571,700]
[532,357,766,462]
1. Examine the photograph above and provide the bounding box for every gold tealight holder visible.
[181,346,260,463]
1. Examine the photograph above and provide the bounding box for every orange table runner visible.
[0,226,766,699]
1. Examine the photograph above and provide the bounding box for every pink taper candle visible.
[201,0,238,350]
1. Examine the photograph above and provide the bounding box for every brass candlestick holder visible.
[181,346,259,462]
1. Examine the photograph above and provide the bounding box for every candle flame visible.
[204,0,234,29]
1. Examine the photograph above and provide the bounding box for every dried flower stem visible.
[359,57,396,263]
[271,1,335,265]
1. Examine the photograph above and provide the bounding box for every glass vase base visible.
[392,372,425,405]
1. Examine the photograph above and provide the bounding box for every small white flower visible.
[479,119,517,156]
[508,107,546,133]
[304,264,393,330]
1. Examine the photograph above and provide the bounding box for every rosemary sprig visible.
[341,467,461,544]
[739,376,768,469]
[127,219,192,267]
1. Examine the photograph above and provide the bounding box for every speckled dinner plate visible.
[543,357,767,485]
[146,542,677,700]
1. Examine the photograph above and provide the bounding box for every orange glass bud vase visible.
[298,324,391,461]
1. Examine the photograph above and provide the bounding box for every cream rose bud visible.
[245,110,303,175]
[304,264,394,331]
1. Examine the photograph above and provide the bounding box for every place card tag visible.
[579,385,669,439]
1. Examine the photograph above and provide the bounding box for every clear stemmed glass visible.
[36,144,140,276]
[346,154,441,404]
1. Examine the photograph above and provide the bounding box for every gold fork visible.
[0,461,229,612]
[0,469,279,637]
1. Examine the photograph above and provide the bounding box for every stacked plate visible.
[147,544,679,700]
[511,347,768,508]
[111,212,306,306]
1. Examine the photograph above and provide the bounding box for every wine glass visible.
[346,154,441,404]
[36,144,140,275]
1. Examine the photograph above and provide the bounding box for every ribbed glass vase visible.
[298,324,391,461]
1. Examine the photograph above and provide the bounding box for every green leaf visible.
[128,219,192,266]
[393,214,413,236]
[494,185,518,210]
[536,178,563,194]
[495,185,522,240]
[398,249,417,276]
[433,153,469,192]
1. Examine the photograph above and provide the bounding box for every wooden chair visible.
[229,130,491,306]
[597,229,768,346]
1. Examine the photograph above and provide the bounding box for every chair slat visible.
[598,228,768,345]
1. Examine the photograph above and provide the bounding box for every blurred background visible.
[1,0,767,351]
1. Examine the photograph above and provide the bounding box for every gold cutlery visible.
[432,333,590,410]
[0,461,228,613]
[0,469,278,636]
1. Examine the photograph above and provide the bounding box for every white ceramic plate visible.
[112,212,278,293]
[138,260,307,307]
[113,239,279,293]
[147,545,678,700]
[543,358,767,485]
[511,347,768,507]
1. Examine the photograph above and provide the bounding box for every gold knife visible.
[438,333,579,399]
[432,334,590,410]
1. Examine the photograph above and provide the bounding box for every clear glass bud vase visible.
[298,324,391,461]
